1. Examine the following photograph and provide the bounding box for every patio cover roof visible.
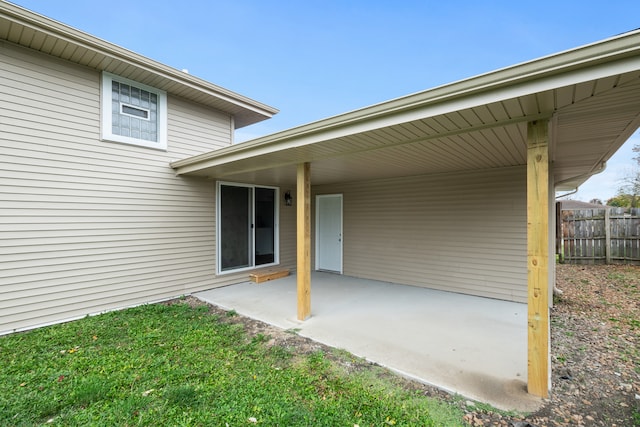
[172,30,640,191]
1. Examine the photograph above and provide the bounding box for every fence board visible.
[560,207,640,265]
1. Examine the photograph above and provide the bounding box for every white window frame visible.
[101,72,168,150]
[216,181,280,275]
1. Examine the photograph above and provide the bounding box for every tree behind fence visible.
[561,207,640,265]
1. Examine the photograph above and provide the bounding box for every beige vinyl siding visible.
[278,194,297,270]
[312,166,527,303]
[0,41,234,334]
[167,96,232,158]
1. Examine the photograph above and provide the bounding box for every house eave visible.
[0,1,278,128]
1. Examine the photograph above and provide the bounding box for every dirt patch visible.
[527,264,639,427]
[174,264,640,426]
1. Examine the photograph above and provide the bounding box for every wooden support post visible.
[527,120,550,398]
[297,162,311,320]
[605,207,611,264]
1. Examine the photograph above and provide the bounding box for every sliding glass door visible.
[218,183,278,273]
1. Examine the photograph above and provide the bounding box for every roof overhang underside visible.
[0,2,278,128]
[174,31,640,191]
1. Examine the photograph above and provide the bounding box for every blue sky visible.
[11,0,640,202]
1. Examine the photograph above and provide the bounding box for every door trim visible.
[315,194,343,273]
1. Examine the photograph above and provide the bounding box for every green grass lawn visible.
[0,300,464,426]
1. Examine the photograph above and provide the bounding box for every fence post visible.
[605,207,611,264]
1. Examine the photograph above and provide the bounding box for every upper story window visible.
[101,72,167,150]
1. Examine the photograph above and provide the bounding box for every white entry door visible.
[316,194,343,273]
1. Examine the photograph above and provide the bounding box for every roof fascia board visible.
[172,54,640,174]
[0,1,278,119]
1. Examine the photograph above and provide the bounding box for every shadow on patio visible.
[195,272,542,412]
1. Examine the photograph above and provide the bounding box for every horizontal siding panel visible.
[0,112,98,142]
[0,179,212,201]
[167,96,232,157]
[2,283,210,332]
[0,63,98,110]
[0,228,213,243]
[2,265,215,304]
[1,126,171,162]
[1,40,99,88]
[0,132,171,168]
[2,224,215,239]
[313,166,527,303]
[0,195,212,209]
[0,223,211,235]
[0,169,204,194]
[0,252,214,282]
[0,205,213,215]
[0,242,213,267]
[0,93,98,124]
[0,235,212,256]
[0,185,212,203]
[0,215,213,225]
[278,187,297,271]
[0,66,97,99]
[2,260,214,293]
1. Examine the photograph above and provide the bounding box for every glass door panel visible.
[220,185,252,271]
[255,187,275,266]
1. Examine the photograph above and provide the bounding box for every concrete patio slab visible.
[195,272,542,412]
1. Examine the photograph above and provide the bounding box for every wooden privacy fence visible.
[560,207,640,264]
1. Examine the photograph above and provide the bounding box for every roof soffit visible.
[174,66,640,190]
